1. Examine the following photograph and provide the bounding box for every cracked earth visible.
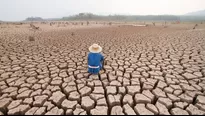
[0,22,205,115]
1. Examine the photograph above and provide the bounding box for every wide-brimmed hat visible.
[89,44,102,53]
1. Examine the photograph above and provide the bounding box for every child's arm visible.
[100,54,104,62]
[87,53,90,65]
[101,54,104,69]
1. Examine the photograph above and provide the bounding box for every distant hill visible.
[23,17,62,22]
[24,17,44,21]
[185,9,205,16]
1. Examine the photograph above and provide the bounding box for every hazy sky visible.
[0,0,205,21]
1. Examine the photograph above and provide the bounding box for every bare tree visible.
[30,24,39,30]
[29,23,41,42]
[193,24,198,29]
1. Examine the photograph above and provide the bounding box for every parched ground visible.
[0,22,205,115]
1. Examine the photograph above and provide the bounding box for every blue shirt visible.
[88,52,104,74]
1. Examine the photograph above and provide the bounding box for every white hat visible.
[89,44,102,53]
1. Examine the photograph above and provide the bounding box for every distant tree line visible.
[61,13,205,22]
[23,13,205,22]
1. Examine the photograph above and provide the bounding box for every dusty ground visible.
[0,22,205,115]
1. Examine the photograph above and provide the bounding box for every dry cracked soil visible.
[0,22,205,115]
